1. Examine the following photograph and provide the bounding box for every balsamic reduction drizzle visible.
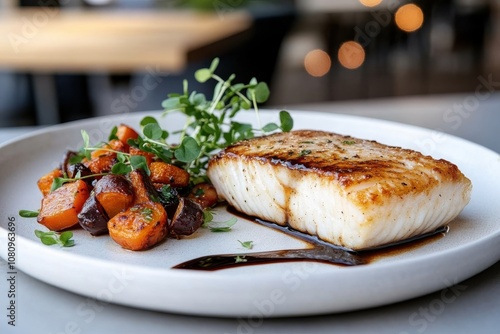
[172,208,448,271]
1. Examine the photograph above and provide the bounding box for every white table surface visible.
[1,93,499,334]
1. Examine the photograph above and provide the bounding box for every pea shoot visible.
[34,230,75,247]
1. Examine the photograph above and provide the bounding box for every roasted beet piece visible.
[78,193,110,236]
[169,198,203,238]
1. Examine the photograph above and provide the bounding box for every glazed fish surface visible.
[207,130,472,250]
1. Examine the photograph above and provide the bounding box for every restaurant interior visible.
[0,0,498,128]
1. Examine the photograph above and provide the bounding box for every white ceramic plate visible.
[1,111,499,317]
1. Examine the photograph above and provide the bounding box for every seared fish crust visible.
[207,130,472,250]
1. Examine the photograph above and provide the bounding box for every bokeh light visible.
[338,41,365,70]
[359,0,383,7]
[395,4,424,32]
[304,49,332,77]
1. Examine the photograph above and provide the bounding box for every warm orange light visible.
[359,0,382,7]
[338,41,365,70]
[304,49,332,77]
[395,4,424,32]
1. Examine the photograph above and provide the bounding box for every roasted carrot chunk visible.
[149,162,190,187]
[37,168,63,196]
[107,202,167,251]
[37,180,90,231]
[116,124,139,145]
[94,175,134,218]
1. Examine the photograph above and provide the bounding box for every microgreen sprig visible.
[35,230,75,247]
[202,210,237,232]
[157,57,293,179]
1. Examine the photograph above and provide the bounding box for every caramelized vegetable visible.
[129,168,160,203]
[149,162,190,187]
[116,124,139,145]
[107,169,168,250]
[78,192,110,236]
[129,146,156,166]
[37,180,90,231]
[86,155,117,174]
[169,198,203,238]
[108,202,167,251]
[94,175,134,218]
[37,168,63,196]
[67,163,93,185]
[188,183,218,208]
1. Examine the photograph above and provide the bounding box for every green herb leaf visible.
[195,68,212,83]
[279,110,294,132]
[254,82,270,103]
[143,123,163,140]
[129,155,150,174]
[262,122,279,133]
[209,57,220,73]
[111,162,131,175]
[19,209,39,218]
[51,177,67,191]
[205,217,237,232]
[140,116,159,127]
[238,240,254,249]
[108,126,118,141]
[234,255,247,263]
[34,230,75,247]
[174,137,200,163]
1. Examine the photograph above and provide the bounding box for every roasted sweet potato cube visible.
[116,124,139,145]
[37,168,63,196]
[37,180,90,231]
[94,175,134,218]
[129,146,156,166]
[85,155,117,174]
[149,162,190,187]
[108,202,168,251]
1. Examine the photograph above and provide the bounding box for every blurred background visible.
[0,0,498,127]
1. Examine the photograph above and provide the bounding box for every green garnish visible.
[153,57,293,179]
[300,149,312,156]
[19,210,39,218]
[35,230,75,247]
[202,210,237,232]
[235,255,247,263]
[238,240,254,249]
[343,140,356,145]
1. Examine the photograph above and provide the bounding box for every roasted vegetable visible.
[116,124,139,145]
[85,155,117,174]
[37,168,63,196]
[149,162,190,187]
[67,163,93,185]
[107,169,168,250]
[129,146,156,166]
[107,202,167,251]
[169,198,203,238]
[78,192,110,236]
[37,180,90,231]
[94,175,134,218]
[188,183,218,208]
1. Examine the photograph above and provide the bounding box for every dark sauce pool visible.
[173,207,448,271]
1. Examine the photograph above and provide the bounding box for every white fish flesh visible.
[207,130,472,250]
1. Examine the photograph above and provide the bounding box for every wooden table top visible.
[0,8,252,73]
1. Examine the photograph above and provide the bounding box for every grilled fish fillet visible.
[207,130,472,250]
